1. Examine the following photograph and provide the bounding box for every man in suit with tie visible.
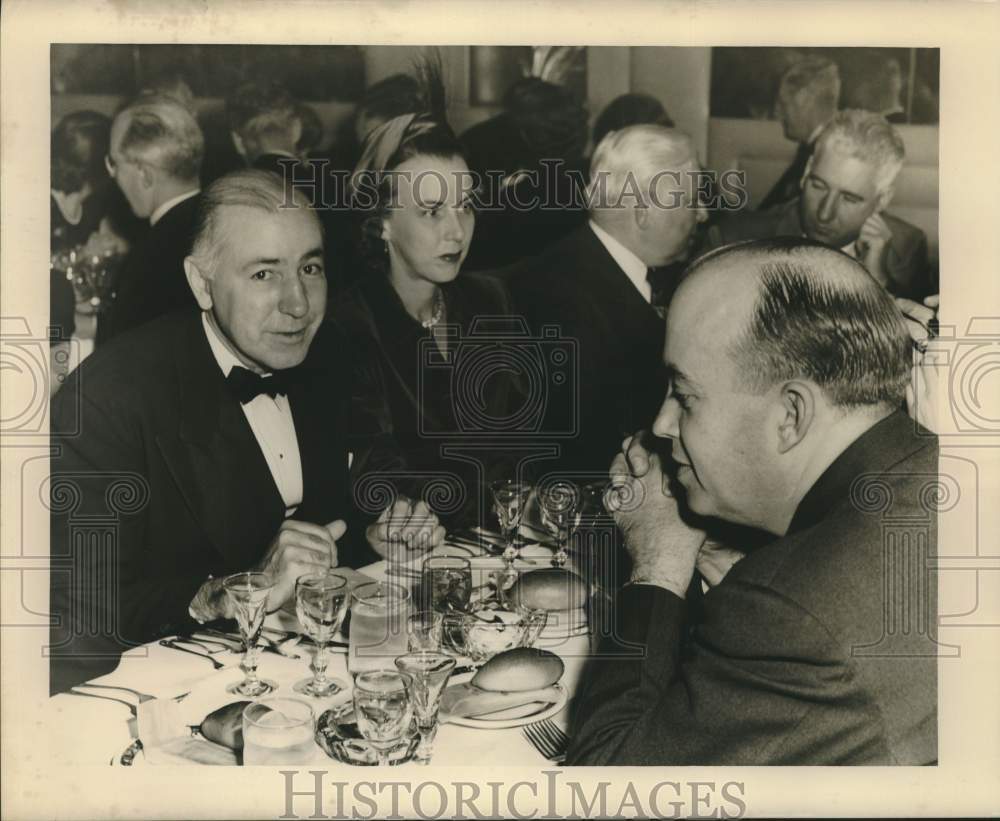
[504,125,707,477]
[568,238,937,765]
[709,109,931,300]
[100,94,203,341]
[50,170,443,692]
[757,56,840,212]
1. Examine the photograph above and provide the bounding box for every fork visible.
[522,718,568,763]
[74,683,157,703]
[67,688,139,716]
[159,638,225,669]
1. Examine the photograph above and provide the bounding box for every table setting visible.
[47,478,610,769]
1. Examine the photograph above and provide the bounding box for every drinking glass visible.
[348,581,410,673]
[422,556,472,652]
[539,480,581,567]
[517,604,549,647]
[294,571,350,697]
[407,610,444,652]
[242,697,317,765]
[490,479,533,596]
[353,670,414,767]
[395,652,457,765]
[222,571,276,696]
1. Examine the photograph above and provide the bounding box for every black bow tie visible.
[226,366,294,404]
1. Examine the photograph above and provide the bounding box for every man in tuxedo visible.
[504,124,706,477]
[568,238,937,765]
[50,170,443,692]
[100,94,203,341]
[757,56,840,211]
[709,109,930,300]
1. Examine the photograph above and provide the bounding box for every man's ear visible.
[138,162,155,190]
[184,256,214,311]
[874,184,895,213]
[290,118,303,151]
[799,156,814,190]
[633,203,650,230]
[230,131,247,160]
[775,380,816,454]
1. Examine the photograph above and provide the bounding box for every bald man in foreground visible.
[567,238,938,765]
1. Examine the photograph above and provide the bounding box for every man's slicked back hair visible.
[691,238,911,408]
[189,168,319,272]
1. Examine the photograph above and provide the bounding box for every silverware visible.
[67,688,138,716]
[159,638,225,669]
[522,718,568,763]
[116,738,144,766]
[74,683,156,703]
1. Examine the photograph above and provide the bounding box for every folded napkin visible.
[438,682,562,721]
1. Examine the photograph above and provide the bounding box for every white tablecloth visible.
[47,550,589,768]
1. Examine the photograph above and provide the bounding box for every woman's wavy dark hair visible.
[51,110,111,194]
[351,56,469,275]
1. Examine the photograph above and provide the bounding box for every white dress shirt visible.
[150,188,200,227]
[202,312,303,515]
[589,220,652,303]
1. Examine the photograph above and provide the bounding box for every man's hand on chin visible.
[608,450,707,598]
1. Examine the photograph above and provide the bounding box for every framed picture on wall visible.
[709,46,939,124]
[468,46,587,105]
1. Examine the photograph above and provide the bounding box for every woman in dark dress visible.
[332,72,524,528]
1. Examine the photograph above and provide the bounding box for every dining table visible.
[45,535,592,769]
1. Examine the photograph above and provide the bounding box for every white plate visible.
[445,674,568,730]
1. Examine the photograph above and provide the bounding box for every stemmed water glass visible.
[395,652,457,764]
[539,480,581,567]
[353,670,414,767]
[294,571,350,697]
[222,571,276,696]
[490,479,533,599]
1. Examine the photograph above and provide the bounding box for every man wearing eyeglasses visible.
[100,93,203,341]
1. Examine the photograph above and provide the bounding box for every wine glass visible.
[353,670,414,767]
[539,480,581,567]
[395,652,457,764]
[294,571,350,697]
[222,571,276,697]
[490,479,533,599]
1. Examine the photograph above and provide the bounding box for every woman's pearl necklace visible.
[421,289,445,329]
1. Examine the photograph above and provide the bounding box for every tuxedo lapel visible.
[155,313,284,568]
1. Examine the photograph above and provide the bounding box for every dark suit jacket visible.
[568,411,938,765]
[707,198,931,300]
[756,140,813,211]
[49,310,377,692]
[100,194,201,342]
[330,272,524,526]
[501,224,669,478]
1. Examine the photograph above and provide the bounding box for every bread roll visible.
[471,647,564,692]
[508,568,587,611]
[199,700,252,750]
